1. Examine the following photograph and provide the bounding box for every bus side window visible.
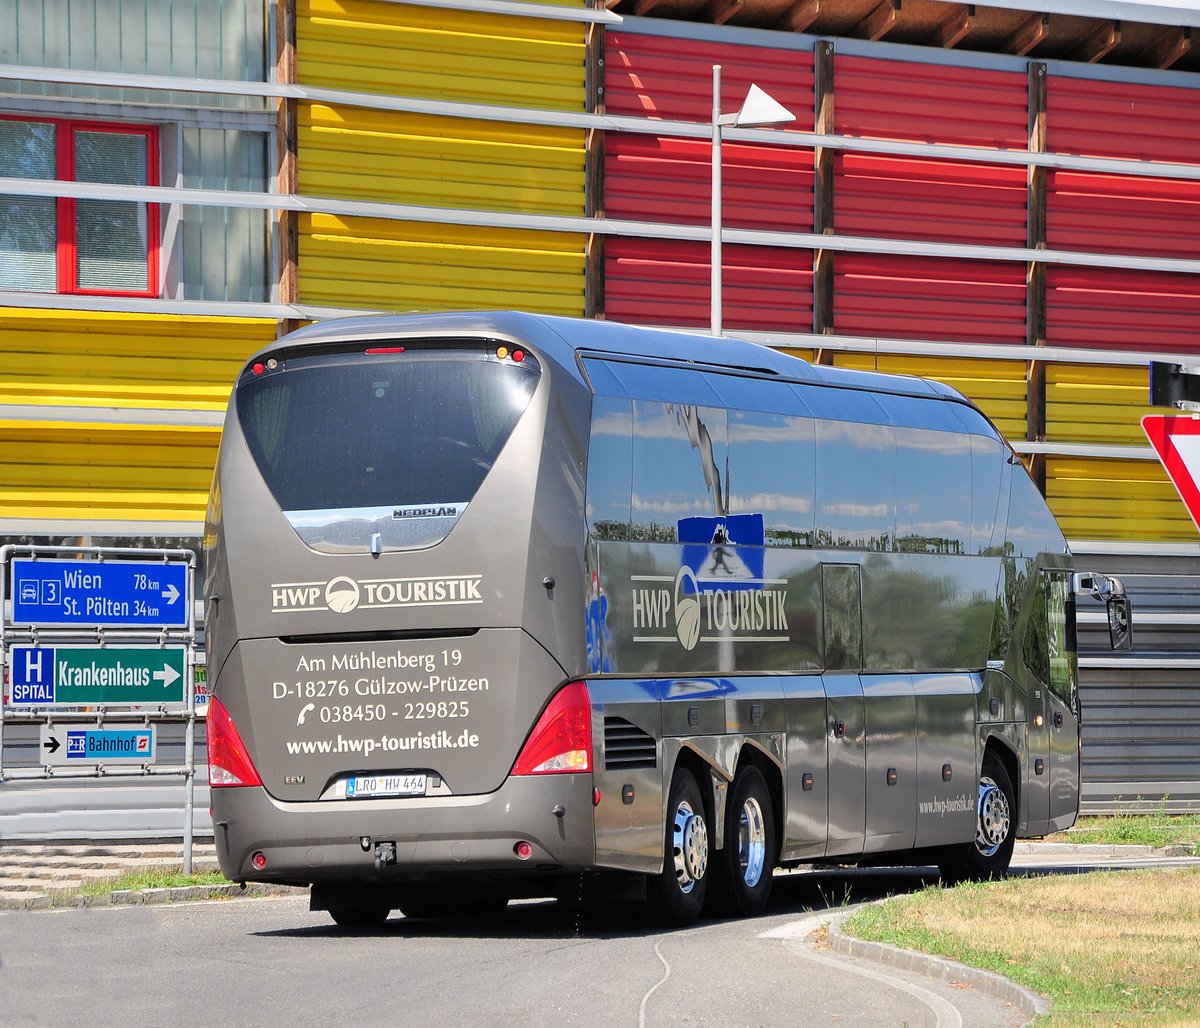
[1046,572,1078,715]
[1022,573,1050,685]
[823,564,862,672]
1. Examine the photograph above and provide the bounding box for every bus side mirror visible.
[1074,572,1133,652]
[1107,595,1133,651]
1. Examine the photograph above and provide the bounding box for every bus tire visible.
[938,752,1016,885]
[648,767,709,927]
[707,765,776,918]
[328,906,391,930]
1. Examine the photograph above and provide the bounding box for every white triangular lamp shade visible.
[735,83,795,127]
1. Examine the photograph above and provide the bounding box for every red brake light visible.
[207,695,263,788]
[512,681,592,776]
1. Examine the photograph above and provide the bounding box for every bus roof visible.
[261,310,966,405]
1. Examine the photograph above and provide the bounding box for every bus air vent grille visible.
[603,717,657,770]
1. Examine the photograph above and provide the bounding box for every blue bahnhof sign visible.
[11,558,189,628]
[38,725,157,766]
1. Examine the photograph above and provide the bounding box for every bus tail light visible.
[207,695,264,788]
[511,681,592,776]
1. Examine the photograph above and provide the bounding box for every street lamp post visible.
[710,65,797,336]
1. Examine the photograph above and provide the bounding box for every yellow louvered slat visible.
[299,107,585,214]
[0,310,275,411]
[1045,456,1198,542]
[299,215,586,314]
[297,0,586,110]
[0,421,220,523]
[832,352,1028,440]
[1045,363,1159,447]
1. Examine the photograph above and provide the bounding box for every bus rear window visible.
[236,344,540,546]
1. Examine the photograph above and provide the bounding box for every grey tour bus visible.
[204,310,1132,927]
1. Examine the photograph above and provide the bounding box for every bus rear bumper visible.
[212,773,597,883]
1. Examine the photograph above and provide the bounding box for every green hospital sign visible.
[10,645,187,706]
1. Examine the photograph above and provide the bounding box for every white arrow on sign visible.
[161,583,181,605]
[154,663,182,689]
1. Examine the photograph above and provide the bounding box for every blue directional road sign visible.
[11,558,189,628]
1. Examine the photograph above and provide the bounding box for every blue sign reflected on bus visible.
[11,558,189,628]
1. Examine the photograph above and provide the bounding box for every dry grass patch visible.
[844,867,1200,1025]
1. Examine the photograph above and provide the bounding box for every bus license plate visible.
[346,774,426,798]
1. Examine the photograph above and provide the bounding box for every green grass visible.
[76,867,229,897]
[1051,812,1200,853]
[844,868,1200,1026]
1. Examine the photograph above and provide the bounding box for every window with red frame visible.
[0,117,159,297]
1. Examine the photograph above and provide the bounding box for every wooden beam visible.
[708,0,743,25]
[632,0,665,15]
[781,0,821,33]
[1004,12,1049,57]
[1026,64,1048,460]
[813,41,835,341]
[275,0,298,335]
[930,4,974,49]
[853,0,901,42]
[1072,20,1120,63]
[1143,27,1191,70]
[603,0,624,9]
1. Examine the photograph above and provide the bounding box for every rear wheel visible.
[648,767,709,927]
[707,765,776,918]
[938,751,1016,885]
[328,906,390,930]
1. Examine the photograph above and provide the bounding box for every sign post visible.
[1,544,198,872]
[1142,414,1200,533]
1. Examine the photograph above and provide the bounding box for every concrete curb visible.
[825,910,1051,1021]
[0,881,306,912]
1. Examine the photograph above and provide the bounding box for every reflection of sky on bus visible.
[632,402,726,527]
[1004,471,1069,557]
[586,392,1040,555]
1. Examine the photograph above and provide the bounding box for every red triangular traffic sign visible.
[1142,414,1200,533]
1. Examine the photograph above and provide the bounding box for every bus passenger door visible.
[1045,572,1081,830]
[1023,569,1081,835]
[822,565,866,857]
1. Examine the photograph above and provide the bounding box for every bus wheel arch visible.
[938,739,1018,885]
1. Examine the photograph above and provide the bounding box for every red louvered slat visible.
[834,255,1026,345]
[605,238,813,332]
[604,32,814,125]
[834,56,1027,149]
[1048,172,1200,260]
[1047,266,1200,353]
[1047,76,1200,164]
[836,154,1026,246]
[605,135,814,232]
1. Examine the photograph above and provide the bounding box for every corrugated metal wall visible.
[602,31,814,328]
[0,421,221,523]
[0,310,274,525]
[295,0,588,316]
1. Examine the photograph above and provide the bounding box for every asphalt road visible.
[4,848,1196,1027]
[0,867,1030,1028]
